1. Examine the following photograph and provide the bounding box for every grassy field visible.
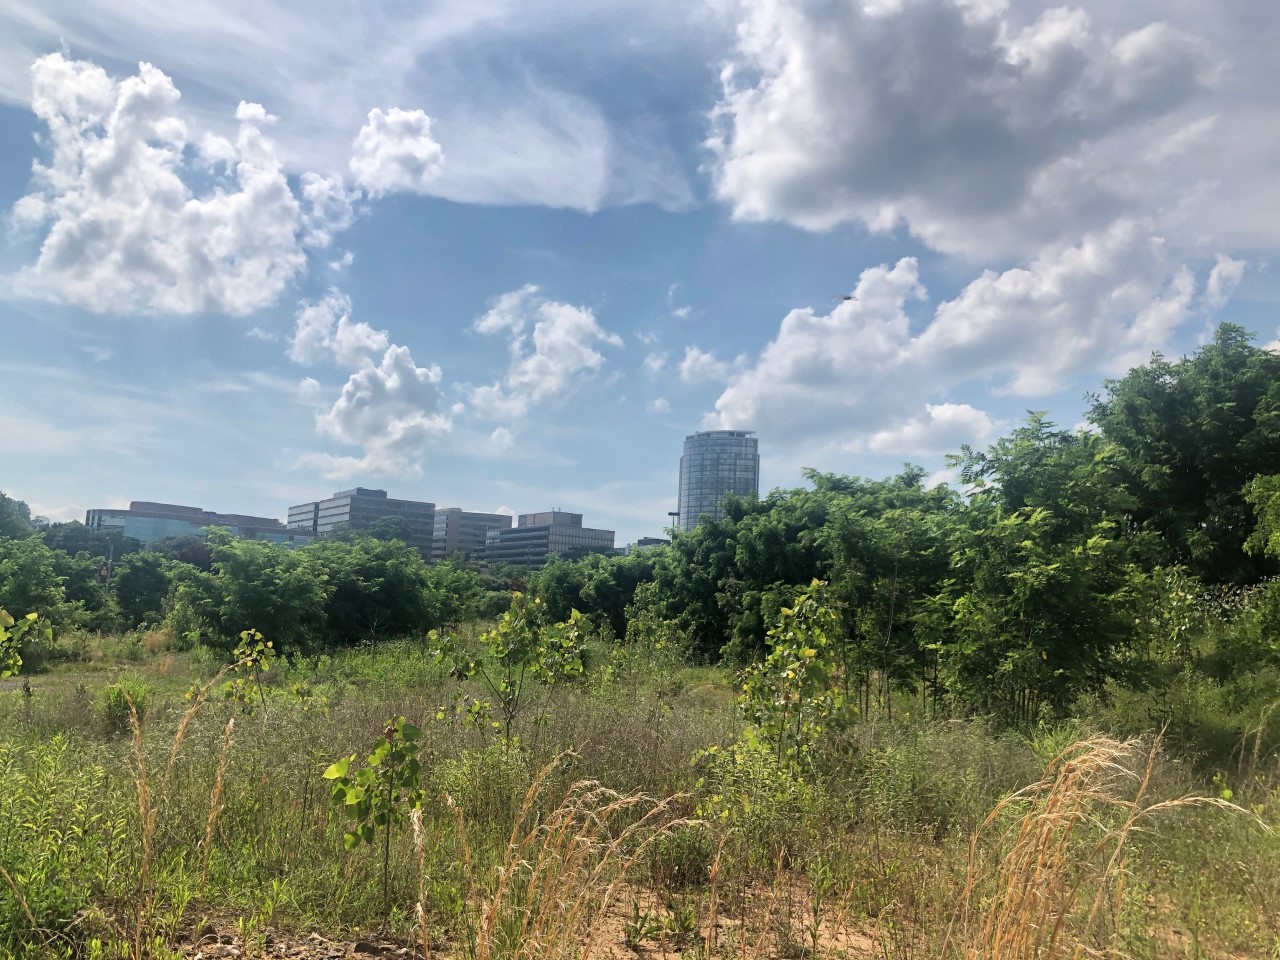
[2,629,1278,960]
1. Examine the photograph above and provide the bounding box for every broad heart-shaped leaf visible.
[343,831,361,851]
[344,786,365,805]
[359,822,375,844]
[322,757,351,780]
[399,721,421,742]
[0,610,14,628]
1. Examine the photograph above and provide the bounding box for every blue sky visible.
[2,0,1279,543]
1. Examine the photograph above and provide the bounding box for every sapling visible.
[323,716,425,918]
[222,629,274,713]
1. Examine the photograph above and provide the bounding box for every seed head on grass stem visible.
[947,733,1267,960]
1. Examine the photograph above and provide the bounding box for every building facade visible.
[85,501,312,546]
[484,511,615,569]
[677,430,760,531]
[287,488,435,556]
[430,508,513,563]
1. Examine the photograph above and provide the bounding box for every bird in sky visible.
[832,294,858,302]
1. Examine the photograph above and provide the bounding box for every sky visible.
[2,0,1280,544]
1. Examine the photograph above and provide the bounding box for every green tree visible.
[1089,323,1280,582]
[113,552,171,628]
[936,417,1141,721]
[0,492,34,540]
[169,529,330,650]
[40,521,140,560]
[150,535,214,571]
[366,516,413,542]
[0,537,88,629]
[305,536,434,642]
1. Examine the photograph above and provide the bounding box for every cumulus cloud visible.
[915,220,1198,393]
[707,257,927,436]
[303,345,451,477]
[350,107,445,197]
[708,0,1213,258]
[10,54,309,315]
[707,228,1218,448]
[678,346,737,383]
[648,397,671,414]
[643,352,667,376]
[288,290,389,367]
[866,403,999,456]
[471,285,623,420]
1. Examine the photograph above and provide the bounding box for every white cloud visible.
[707,228,1214,449]
[866,403,999,457]
[288,290,389,366]
[297,377,323,402]
[299,172,360,246]
[915,220,1197,394]
[10,54,309,315]
[648,397,670,414]
[679,345,739,383]
[643,352,667,376]
[489,426,514,451]
[471,285,623,420]
[246,326,278,342]
[0,2,703,214]
[304,344,451,477]
[349,107,445,197]
[708,0,1215,259]
[708,258,926,435]
[1204,254,1246,312]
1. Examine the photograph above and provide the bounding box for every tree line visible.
[3,324,1280,722]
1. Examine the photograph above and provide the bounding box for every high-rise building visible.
[86,502,313,546]
[677,430,759,531]
[430,508,513,563]
[287,488,435,556]
[483,511,615,569]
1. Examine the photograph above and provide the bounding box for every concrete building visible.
[677,430,760,531]
[430,508,513,563]
[85,501,313,546]
[484,510,615,569]
[287,488,435,556]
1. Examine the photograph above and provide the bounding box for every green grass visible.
[1,637,1277,960]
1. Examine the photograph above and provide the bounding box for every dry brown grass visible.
[946,734,1259,960]
[451,752,690,960]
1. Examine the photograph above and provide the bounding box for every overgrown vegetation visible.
[1,325,1279,957]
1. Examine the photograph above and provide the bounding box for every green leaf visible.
[322,757,351,780]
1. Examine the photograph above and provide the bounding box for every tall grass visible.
[454,753,688,960]
[949,734,1259,960]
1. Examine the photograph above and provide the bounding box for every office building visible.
[288,488,435,556]
[85,502,313,546]
[484,511,615,569]
[431,508,513,563]
[677,429,759,531]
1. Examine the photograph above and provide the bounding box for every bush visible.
[96,677,150,735]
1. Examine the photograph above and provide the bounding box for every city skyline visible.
[3,2,1280,545]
